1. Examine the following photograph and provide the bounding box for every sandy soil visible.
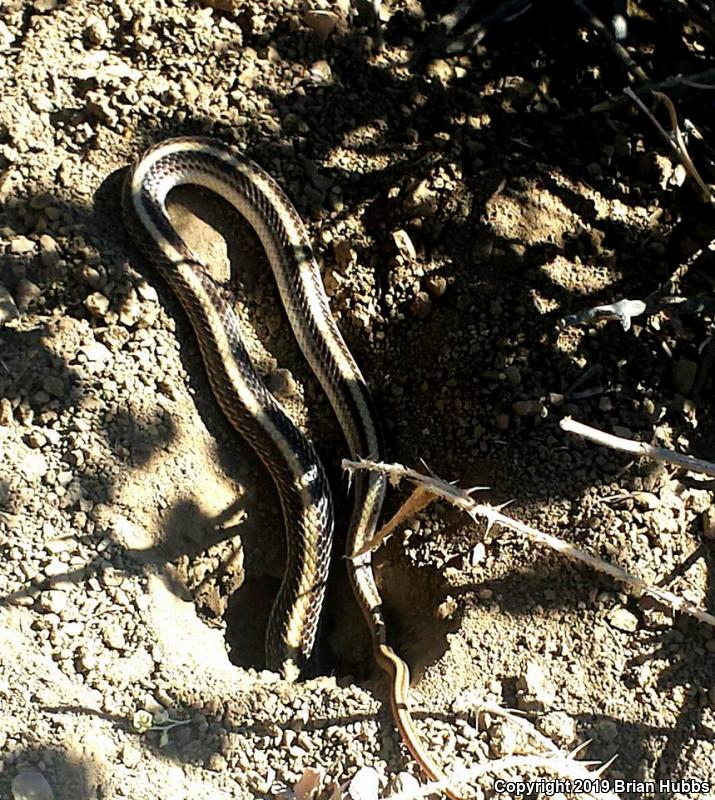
[1,1,714,799]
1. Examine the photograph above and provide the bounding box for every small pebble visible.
[39,234,60,267]
[0,397,13,426]
[11,768,55,800]
[303,10,339,41]
[206,752,228,772]
[410,291,432,319]
[121,742,141,769]
[80,342,112,362]
[10,235,35,255]
[38,590,68,615]
[388,773,419,796]
[517,660,556,711]
[42,375,64,397]
[702,507,715,540]
[343,766,380,800]
[425,274,446,297]
[512,399,540,417]
[266,368,298,399]
[15,279,41,310]
[392,229,416,260]
[85,292,110,318]
[607,606,639,632]
[495,413,510,430]
[0,284,19,325]
[85,16,109,46]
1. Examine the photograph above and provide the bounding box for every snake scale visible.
[122,137,461,798]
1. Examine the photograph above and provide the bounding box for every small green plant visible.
[131,708,191,747]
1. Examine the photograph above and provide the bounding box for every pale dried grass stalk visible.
[560,417,715,477]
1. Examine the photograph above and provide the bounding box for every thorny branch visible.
[342,459,715,629]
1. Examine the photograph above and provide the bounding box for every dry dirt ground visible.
[1,0,715,798]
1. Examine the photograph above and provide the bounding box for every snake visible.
[122,137,462,798]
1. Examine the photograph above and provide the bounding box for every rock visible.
[593,718,619,742]
[42,375,64,397]
[387,773,419,796]
[15,279,41,310]
[0,397,13,426]
[11,768,55,800]
[266,368,297,400]
[512,399,540,416]
[80,342,112,362]
[76,266,101,287]
[304,10,339,41]
[425,274,446,297]
[535,710,576,746]
[702,507,715,540]
[136,282,158,303]
[495,413,509,430]
[38,590,67,615]
[607,606,638,632]
[294,766,323,800]
[437,595,458,619]
[85,91,116,125]
[612,425,632,438]
[632,491,660,510]
[85,292,110,318]
[119,291,142,326]
[26,430,47,449]
[0,284,19,325]
[85,16,109,46]
[206,752,227,771]
[121,742,141,768]
[0,168,13,202]
[409,291,432,319]
[426,59,454,86]
[10,235,35,255]
[403,179,438,218]
[39,234,60,267]
[102,623,127,650]
[342,767,380,800]
[392,229,416,260]
[469,542,486,566]
[334,240,357,271]
[309,60,332,83]
[517,660,556,711]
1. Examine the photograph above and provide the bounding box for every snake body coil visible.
[123,137,460,796]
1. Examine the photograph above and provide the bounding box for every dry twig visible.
[624,87,715,204]
[560,417,715,477]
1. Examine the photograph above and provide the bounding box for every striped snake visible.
[123,138,461,797]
